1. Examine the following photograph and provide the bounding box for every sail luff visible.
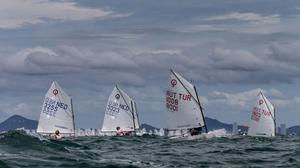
[194,85,208,133]
[260,92,276,136]
[260,92,275,122]
[170,69,199,104]
[116,85,135,118]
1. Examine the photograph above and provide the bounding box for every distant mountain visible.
[0,115,38,132]
[140,117,248,133]
[0,115,252,134]
[287,126,300,135]
[140,123,159,132]
[205,117,232,131]
[205,117,248,133]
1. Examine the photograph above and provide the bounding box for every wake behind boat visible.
[165,69,207,138]
[101,85,140,136]
[248,91,276,137]
[37,81,75,139]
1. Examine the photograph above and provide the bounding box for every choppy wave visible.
[205,128,229,138]
[1,130,300,167]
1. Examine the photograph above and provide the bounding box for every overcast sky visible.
[1,0,300,128]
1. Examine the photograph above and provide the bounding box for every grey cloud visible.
[204,12,280,24]
[1,46,138,75]
[191,43,300,84]
[207,88,296,109]
[0,0,132,29]
[4,41,300,85]
[268,42,300,64]
[210,47,263,71]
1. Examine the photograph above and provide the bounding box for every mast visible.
[194,85,208,133]
[131,100,136,134]
[274,107,276,136]
[71,98,76,137]
[134,101,140,128]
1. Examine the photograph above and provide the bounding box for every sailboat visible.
[165,69,207,137]
[248,91,276,137]
[37,81,75,137]
[101,85,140,136]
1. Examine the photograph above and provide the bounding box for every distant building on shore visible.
[276,127,280,135]
[276,124,286,136]
[280,124,286,135]
[232,122,238,135]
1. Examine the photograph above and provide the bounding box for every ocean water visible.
[0,130,300,168]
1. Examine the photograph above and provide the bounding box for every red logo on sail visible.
[53,89,58,96]
[171,79,177,87]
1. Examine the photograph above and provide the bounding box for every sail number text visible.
[251,107,272,122]
[42,97,69,117]
[166,91,192,112]
[106,101,129,116]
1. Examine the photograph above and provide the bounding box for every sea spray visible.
[205,128,229,139]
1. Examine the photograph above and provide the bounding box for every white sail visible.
[37,81,75,135]
[248,92,275,137]
[165,70,205,130]
[101,86,139,132]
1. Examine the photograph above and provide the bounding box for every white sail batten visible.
[37,81,75,134]
[166,70,205,130]
[248,92,275,137]
[101,86,139,132]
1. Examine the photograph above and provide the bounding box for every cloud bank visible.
[0,0,128,29]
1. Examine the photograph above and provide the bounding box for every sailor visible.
[189,127,202,136]
[116,126,124,136]
[54,130,62,140]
